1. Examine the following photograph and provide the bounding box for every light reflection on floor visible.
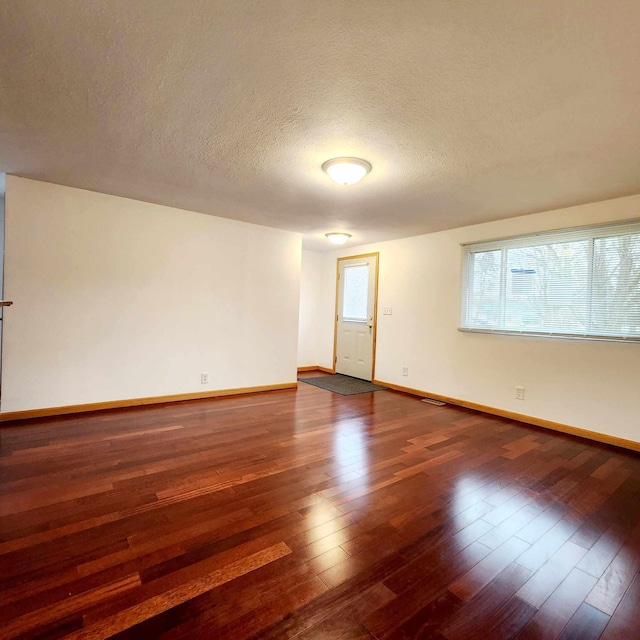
[332,418,370,487]
[298,415,373,551]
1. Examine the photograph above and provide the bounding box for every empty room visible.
[1,1,639,639]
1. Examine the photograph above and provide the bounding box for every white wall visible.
[2,176,301,413]
[301,194,640,442]
[297,250,321,367]
[297,249,336,368]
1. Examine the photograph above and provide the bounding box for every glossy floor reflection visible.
[0,375,639,639]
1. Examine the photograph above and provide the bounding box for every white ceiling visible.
[1,1,639,250]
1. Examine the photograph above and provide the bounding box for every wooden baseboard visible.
[297,366,335,374]
[375,379,640,454]
[0,382,298,423]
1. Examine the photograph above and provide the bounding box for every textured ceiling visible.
[1,1,640,250]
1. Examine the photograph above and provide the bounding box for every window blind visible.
[460,220,640,342]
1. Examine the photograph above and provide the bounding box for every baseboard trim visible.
[374,379,640,453]
[0,382,298,423]
[297,366,335,374]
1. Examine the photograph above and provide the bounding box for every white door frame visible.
[333,252,380,380]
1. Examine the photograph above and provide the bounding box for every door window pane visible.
[343,264,368,321]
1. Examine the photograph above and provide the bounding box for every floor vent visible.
[421,397,446,406]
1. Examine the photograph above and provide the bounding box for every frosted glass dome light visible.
[322,157,372,185]
[325,232,352,245]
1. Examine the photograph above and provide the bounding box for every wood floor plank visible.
[364,541,491,638]
[441,562,533,639]
[294,582,395,639]
[515,568,599,640]
[516,541,587,608]
[449,536,530,601]
[558,602,610,640]
[65,543,291,639]
[1,378,639,639]
[598,570,640,640]
[584,518,640,615]
[515,516,580,572]
[575,525,625,579]
[0,574,141,639]
[384,589,463,640]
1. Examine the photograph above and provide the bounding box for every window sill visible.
[458,327,640,344]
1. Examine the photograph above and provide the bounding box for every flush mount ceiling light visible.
[325,232,352,245]
[322,157,372,185]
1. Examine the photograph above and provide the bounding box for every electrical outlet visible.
[383,306,393,315]
[515,386,525,400]
[402,366,409,376]
[201,372,209,384]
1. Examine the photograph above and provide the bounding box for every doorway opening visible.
[333,253,379,381]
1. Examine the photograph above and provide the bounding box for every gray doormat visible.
[299,374,388,396]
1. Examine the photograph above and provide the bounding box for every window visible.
[342,264,369,321]
[460,220,640,342]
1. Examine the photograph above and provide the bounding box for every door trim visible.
[332,252,380,380]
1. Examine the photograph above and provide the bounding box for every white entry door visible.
[335,254,378,381]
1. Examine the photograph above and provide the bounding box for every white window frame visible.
[459,219,640,343]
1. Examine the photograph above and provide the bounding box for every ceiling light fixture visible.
[322,157,372,185]
[325,232,352,245]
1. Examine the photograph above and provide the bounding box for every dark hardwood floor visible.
[1,374,639,639]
